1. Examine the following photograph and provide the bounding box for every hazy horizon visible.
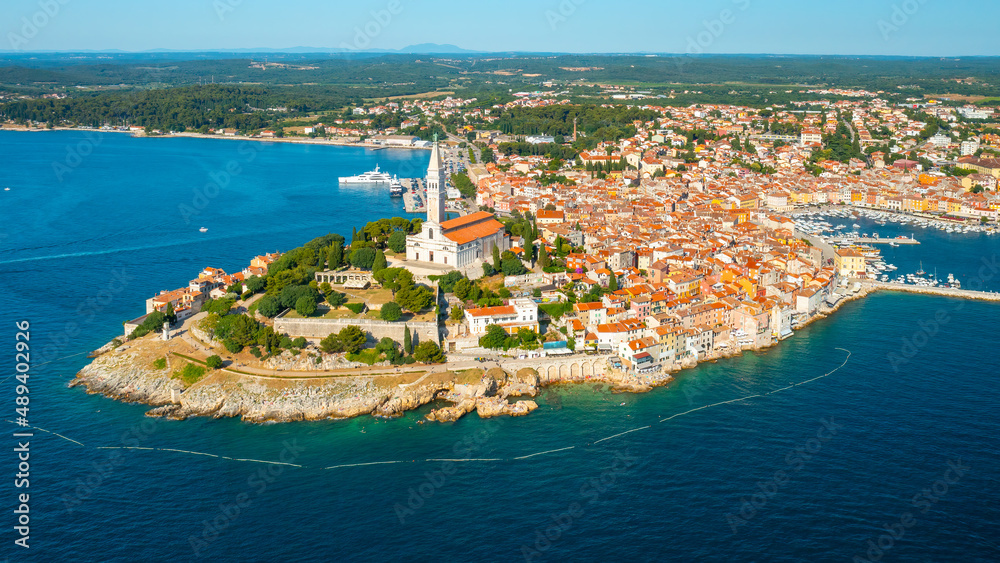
[4,0,998,57]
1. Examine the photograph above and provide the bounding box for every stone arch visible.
[570,362,581,378]
[582,361,594,377]
[546,365,558,380]
[559,363,570,378]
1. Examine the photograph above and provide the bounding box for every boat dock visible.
[851,237,920,245]
[402,179,425,213]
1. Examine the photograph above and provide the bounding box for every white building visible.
[406,141,508,269]
[929,133,952,147]
[961,140,980,156]
[525,135,555,145]
[464,298,539,336]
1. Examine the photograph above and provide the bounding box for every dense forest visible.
[0,85,362,131]
[2,54,999,131]
[3,53,1000,94]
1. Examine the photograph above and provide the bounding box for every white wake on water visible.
[7,349,852,469]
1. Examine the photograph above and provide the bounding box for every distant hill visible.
[3,44,482,55]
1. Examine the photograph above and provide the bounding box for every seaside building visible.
[834,248,866,278]
[406,141,508,271]
[464,298,539,336]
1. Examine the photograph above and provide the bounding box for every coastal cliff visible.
[71,343,604,423]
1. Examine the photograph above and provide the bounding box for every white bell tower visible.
[425,136,447,226]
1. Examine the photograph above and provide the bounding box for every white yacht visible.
[339,164,393,185]
[389,176,404,197]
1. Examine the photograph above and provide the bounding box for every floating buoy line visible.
[7,349,852,471]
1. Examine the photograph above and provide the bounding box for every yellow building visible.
[834,248,866,277]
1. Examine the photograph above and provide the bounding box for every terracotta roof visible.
[441,211,496,230]
[440,211,505,245]
[466,305,516,318]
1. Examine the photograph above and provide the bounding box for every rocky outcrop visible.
[70,352,176,406]
[426,398,477,422]
[374,384,447,418]
[72,341,658,424]
[475,397,539,418]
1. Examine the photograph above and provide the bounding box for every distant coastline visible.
[0,125,433,150]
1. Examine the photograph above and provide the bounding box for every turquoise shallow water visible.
[1,131,998,562]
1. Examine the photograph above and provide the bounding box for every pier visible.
[860,281,1000,302]
[402,179,425,213]
[849,237,920,245]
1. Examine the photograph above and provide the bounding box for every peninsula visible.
[70,90,1000,423]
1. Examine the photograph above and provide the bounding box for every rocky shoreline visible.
[70,349,612,424]
[70,285,880,425]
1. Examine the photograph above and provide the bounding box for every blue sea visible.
[1,131,998,562]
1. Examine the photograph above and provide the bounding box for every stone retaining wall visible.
[273,315,439,346]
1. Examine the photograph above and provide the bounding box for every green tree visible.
[397,284,434,313]
[256,295,282,318]
[374,267,412,295]
[538,245,550,269]
[327,290,347,308]
[163,302,177,325]
[376,337,400,362]
[608,272,619,292]
[277,286,319,310]
[320,332,345,354]
[479,324,507,349]
[295,296,317,317]
[518,329,538,346]
[328,244,343,268]
[245,275,266,294]
[349,247,377,270]
[501,256,527,276]
[338,326,367,354]
[372,249,388,273]
[380,302,402,322]
[449,306,464,322]
[403,325,412,355]
[492,245,502,270]
[388,230,407,253]
[414,341,445,364]
[453,278,475,301]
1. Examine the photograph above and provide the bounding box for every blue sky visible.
[3,0,998,55]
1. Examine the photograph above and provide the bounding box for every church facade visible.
[406,142,507,269]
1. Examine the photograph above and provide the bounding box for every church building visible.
[406,142,507,269]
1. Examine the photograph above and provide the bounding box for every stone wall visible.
[273,315,439,346]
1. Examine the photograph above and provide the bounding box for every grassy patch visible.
[341,287,395,305]
[152,357,167,370]
[454,369,484,385]
[346,349,384,365]
[173,362,207,385]
[540,302,573,320]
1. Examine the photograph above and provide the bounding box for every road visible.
[435,121,481,212]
